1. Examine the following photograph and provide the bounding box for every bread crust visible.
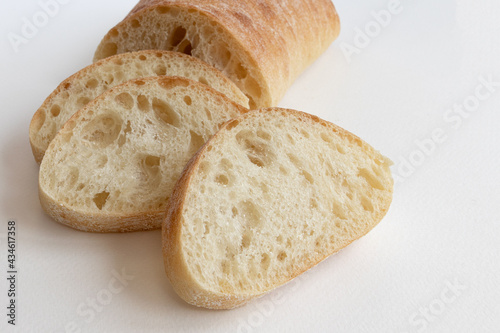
[29,50,249,164]
[94,0,340,108]
[39,185,162,232]
[162,108,393,309]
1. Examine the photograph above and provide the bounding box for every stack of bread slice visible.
[31,0,394,309]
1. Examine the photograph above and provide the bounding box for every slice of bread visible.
[30,50,249,164]
[38,77,248,233]
[93,0,340,108]
[163,108,394,309]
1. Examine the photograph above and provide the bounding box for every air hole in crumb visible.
[301,170,314,184]
[93,191,110,210]
[82,113,123,148]
[257,130,271,141]
[239,201,262,228]
[77,97,91,108]
[156,6,169,14]
[85,79,99,89]
[171,27,187,47]
[137,95,150,112]
[138,54,147,61]
[236,130,275,168]
[301,129,310,138]
[117,121,131,148]
[241,232,251,248]
[216,44,232,67]
[277,251,287,261]
[215,174,229,186]
[358,168,385,190]
[131,19,141,29]
[244,76,262,99]
[321,132,332,143]
[199,77,208,85]
[115,92,134,109]
[153,98,180,127]
[332,201,346,220]
[178,39,192,56]
[50,105,61,117]
[184,95,192,105]
[103,75,115,85]
[260,253,270,271]
[138,154,161,183]
[336,145,346,154]
[287,153,302,169]
[231,207,238,217]
[279,166,288,175]
[101,43,117,58]
[188,130,204,156]
[234,62,248,79]
[204,107,212,120]
[155,64,167,75]
[145,155,160,167]
[361,195,374,212]
[248,156,264,167]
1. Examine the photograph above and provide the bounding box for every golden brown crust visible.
[39,185,162,233]
[162,108,393,309]
[94,0,340,107]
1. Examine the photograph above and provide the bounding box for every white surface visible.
[1,0,499,332]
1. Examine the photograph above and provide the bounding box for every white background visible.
[0,0,499,332]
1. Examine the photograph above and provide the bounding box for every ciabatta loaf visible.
[93,0,340,108]
[30,50,249,164]
[163,108,393,309]
[39,77,247,232]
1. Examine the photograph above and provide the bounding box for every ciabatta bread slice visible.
[30,50,249,164]
[93,0,340,108]
[163,108,393,309]
[39,77,248,232]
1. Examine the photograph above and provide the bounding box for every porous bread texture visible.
[93,0,340,109]
[38,76,248,233]
[163,108,394,309]
[30,50,249,164]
